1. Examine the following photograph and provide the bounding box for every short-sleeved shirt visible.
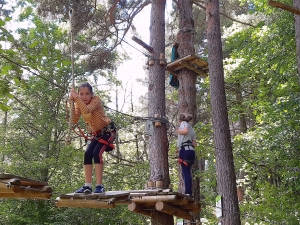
[177,121,196,149]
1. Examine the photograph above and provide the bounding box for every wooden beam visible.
[155,201,192,220]
[0,173,48,186]
[55,197,116,208]
[268,0,300,15]
[169,197,188,205]
[132,36,153,53]
[128,202,152,217]
[131,195,177,205]
[180,201,200,210]
[0,192,52,199]
[12,185,52,199]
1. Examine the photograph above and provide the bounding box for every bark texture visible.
[149,0,173,224]
[176,2,201,222]
[294,0,300,86]
[206,0,241,224]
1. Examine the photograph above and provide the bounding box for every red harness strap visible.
[98,138,115,149]
[178,158,188,166]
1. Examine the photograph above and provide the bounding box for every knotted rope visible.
[66,8,75,145]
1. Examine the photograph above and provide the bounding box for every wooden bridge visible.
[0,173,201,220]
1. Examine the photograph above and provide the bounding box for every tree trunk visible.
[176,0,201,222]
[206,0,241,224]
[236,82,247,133]
[149,0,173,224]
[294,0,300,86]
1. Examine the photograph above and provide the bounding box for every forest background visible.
[0,0,299,224]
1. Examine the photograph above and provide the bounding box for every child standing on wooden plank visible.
[69,82,116,193]
[176,113,196,197]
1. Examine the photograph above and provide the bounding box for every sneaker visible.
[74,185,92,193]
[94,185,105,193]
[185,193,193,198]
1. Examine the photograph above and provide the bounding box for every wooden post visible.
[132,36,153,53]
[147,181,155,189]
[149,53,155,66]
[154,114,161,127]
[155,201,192,220]
[155,180,163,188]
[128,202,152,217]
[159,53,166,65]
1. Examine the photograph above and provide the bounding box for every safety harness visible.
[178,140,194,166]
[65,101,115,151]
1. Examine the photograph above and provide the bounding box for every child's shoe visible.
[74,185,92,193]
[94,184,105,193]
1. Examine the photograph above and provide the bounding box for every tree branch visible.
[268,0,300,15]
[193,0,256,27]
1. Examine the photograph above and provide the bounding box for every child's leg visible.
[84,164,93,183]
[95,163,104,185]
[181,164,192,195]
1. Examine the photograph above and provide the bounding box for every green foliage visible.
[0,3,146,224]
[218,1,300,223]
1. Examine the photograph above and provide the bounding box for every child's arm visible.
[75,96,101,114]
[176,127,189,135]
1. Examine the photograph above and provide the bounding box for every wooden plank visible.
[10,185,52,199]
[180,61,208,78]
[128,202,152,217]
[55,197,116,208]
[166,54,208,78]
[155,201,192,220]
[0,173,48,186]
[0,192,52,199]
[60,191,130,200]
[129,189,162,193]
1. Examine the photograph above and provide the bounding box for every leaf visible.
[0,19,5,27]
[28,41,40,48]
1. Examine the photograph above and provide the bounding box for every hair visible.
[179,113,193,122]
[78,82,94,95]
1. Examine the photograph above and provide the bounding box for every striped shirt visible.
[71,96,111,132]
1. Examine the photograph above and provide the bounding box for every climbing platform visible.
[166,54,209,78]
[55,189,201,220]
[0,173,52,199]
[0,174,201,220]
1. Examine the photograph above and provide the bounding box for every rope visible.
[65,8,75,145]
